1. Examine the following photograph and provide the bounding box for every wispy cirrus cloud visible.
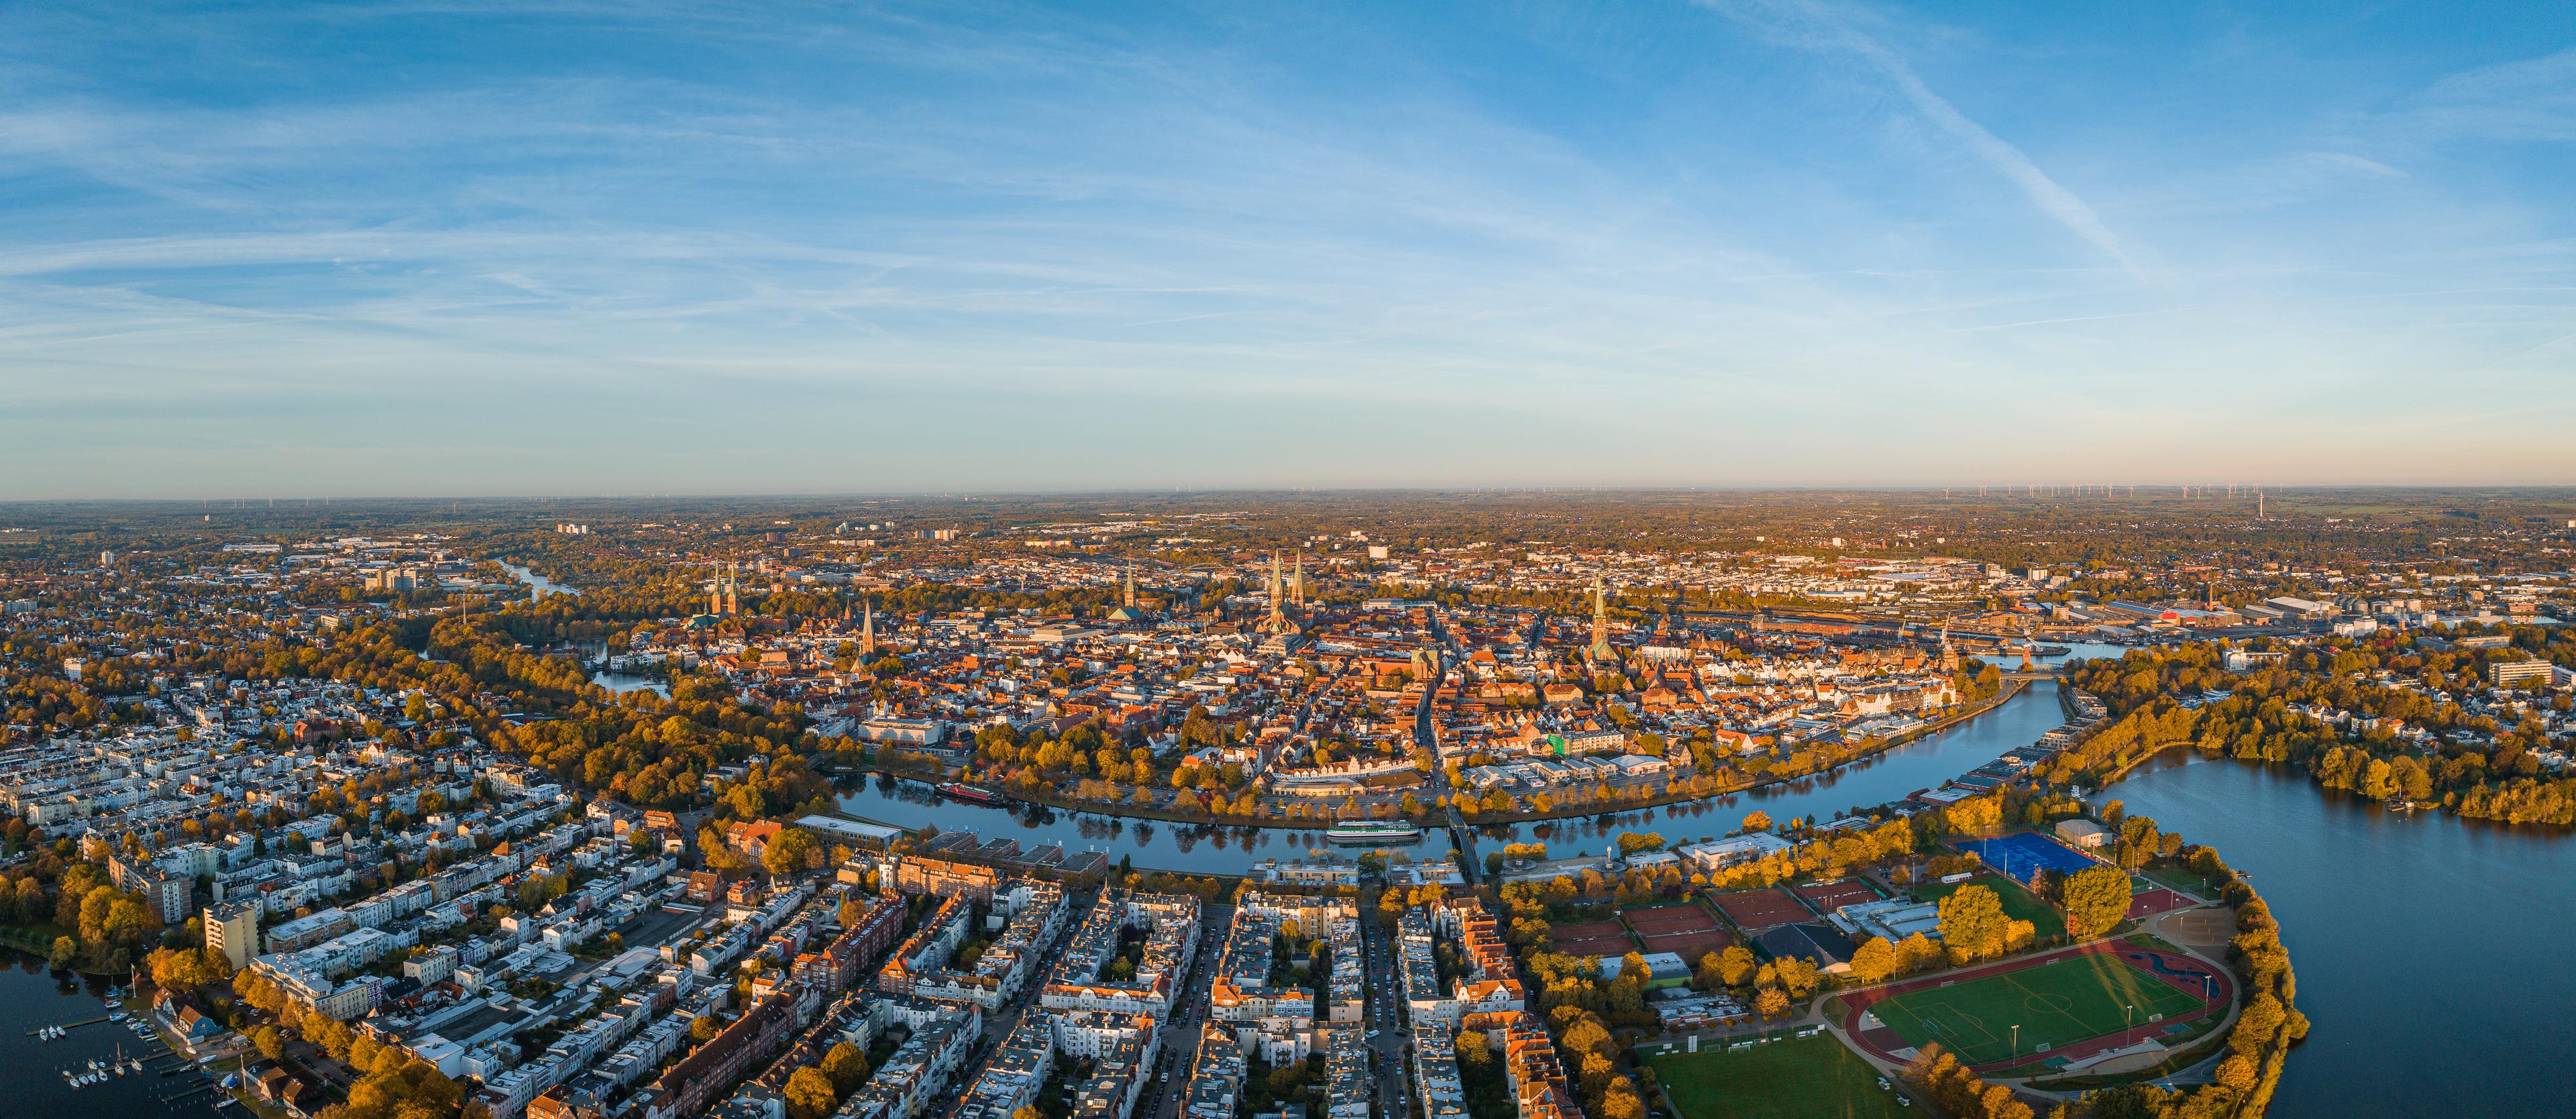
[1693,0,2138,274]
[0,0,2571,496]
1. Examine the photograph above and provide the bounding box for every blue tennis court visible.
[1955,832,2098,884]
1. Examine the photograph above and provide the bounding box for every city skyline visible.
[6,1,2575,497]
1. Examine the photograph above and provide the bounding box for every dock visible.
[23,1014,112,1036]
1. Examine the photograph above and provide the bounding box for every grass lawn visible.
[1866,952,2204,1066]
[2139,865,2215,898]
[1646,1034,1911,1119]
[1913,873,2066,939]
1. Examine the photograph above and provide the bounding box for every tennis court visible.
[1627,902,1735,960]
[1792,880,1882,914]
[1711,888,1812,930]
[1864,950,2206,1065]
[2125,886,2192,920]
[1627,903,1721,934]
[1642,927,1736,960]
[1955,832,2099,886]
[1550,919,1640,957]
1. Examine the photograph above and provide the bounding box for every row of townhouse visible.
[873,894,972,998]
[1238,892,1364,1021]
[953,1014,1058,1119]
[1039,888,1201,1017]
[1180,1022,1246,1119]
[833,1002,982,1119]
[907,880,1065,1008]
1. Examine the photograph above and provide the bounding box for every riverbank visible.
[852,676,2040,835]
[2086,754,2539,1118]
[0,926,123,977]
[1456,676,2035,829]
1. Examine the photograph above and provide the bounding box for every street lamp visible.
[2010,1024,2019,1062]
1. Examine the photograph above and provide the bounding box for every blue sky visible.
[4,0,2573,497]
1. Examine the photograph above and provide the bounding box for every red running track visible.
[1839,940,2236,1073]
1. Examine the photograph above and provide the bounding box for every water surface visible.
[2098,753,2576,1118]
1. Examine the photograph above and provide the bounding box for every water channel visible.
[836,680,2076,874]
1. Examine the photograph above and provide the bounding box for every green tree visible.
[47,935,75,969]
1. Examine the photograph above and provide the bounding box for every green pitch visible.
[1645,1034,1911,1119]
[1866,952,2204,1065]
[1913,871,2066,939]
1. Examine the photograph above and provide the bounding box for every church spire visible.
[861,599,876,656]
[1587,574,1616,663]
[1258,551,1299,636]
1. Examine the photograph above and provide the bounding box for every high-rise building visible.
[206,899,261,970]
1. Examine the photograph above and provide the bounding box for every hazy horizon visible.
[6,1,2574,497]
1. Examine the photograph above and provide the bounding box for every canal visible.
[2098,753,2576,1118]
[836,681,2075,875]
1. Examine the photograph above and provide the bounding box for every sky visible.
[3,0,2575,498]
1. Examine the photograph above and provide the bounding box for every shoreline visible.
[841,675,2048,837]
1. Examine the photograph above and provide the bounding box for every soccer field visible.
[1646,1035,1911,1119]
[1866,952,2204,1065]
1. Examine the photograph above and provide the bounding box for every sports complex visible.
[1954,831,2200,922]
[1840,940,2234,1073]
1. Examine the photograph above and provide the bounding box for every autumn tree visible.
[1936,884,2009,961]
[784,1067,839,1119]
[1712,945,1758,987]
[1849,937,1897,984]
[822,1041,872,1094]
[761,827,817,877]
[2059,865,2131,939]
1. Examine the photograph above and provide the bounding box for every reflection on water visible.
[838,682,2073,873]
[0,953,225,1116]
[2102,752,2576,1118]
[499,562,576,599]
[1475,682,2073,861]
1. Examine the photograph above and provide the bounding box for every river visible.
[0,955,227,1116]
[491,569,669,698]
[2097,753,2576,1117]
[837,681,2074,875]
[498,561,577,600]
